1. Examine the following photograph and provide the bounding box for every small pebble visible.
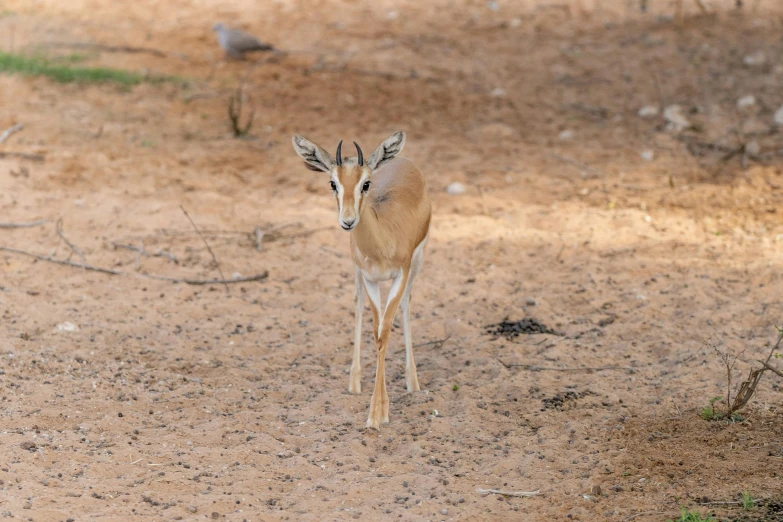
[441,508,448,515]
[640,150,654,162]
[558,129,574,140]
[743,51,766,66]
[637,105,659,118]
[446,182,466,195]
[773,106,783,126]
[737,95,756,108]
[402,481,408,488]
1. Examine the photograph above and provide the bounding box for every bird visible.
[212,23,275,60]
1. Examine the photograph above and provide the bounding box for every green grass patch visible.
[742,489,755,510]
[0,52,183,87]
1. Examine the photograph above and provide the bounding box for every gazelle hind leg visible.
[402,238,426,392]
[349,267,364,394]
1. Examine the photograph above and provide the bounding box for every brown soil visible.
[1,0,783,520]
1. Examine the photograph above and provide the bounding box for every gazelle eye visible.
[329,181,337,192]
[362,181,371,192]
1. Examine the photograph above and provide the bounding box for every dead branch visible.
[228,88,254,137]
[55,218,86,265]
[498,360,636,372]
[112,242,178,264]
[413,336,451,348]
[0,151,45,161]
[180,205,229,293]
[475,488,540,498]
[0,246,121,275]
[0,123,24,144]
[41,41,172,58]
[760,361,783,379]
[137,271,268,286]
[0,220,46,229]
[253,226,264,252]
[0,245,267,285]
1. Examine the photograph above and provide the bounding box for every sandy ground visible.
[1,0,783,520]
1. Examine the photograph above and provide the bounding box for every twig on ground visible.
[180,205,229,294]
[0,246,120,275]
[0,151,45,161]
[0,220,46,229]
[42,41,174,58]
[624,511,665,522]
[137,271,268,286]
[413,336,451,348]
[697,500,743,506]
[228,87,254,137]
[112,242,179,264]
[498,360,636,372]
[0,245,267,285]
[0,123,24,144]
[55,218,86,265]
[475,488,540,498]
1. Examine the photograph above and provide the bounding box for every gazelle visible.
[292,131,431,429]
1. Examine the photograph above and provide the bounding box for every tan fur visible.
[291,132,431,430]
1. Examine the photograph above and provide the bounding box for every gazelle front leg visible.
[349,267,364,394]
[367,269,409,429]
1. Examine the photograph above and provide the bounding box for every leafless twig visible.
[0,123,24,144]
[0,246,120,275]
[0,151,44,161]
[413,336,451,348]
[498,360,636,372]
[112,242,179,264]
[0,245,267,285]
[0,220,46,229]
[475,488,540,497]
[228,87,254,137]
[253,226,264,252]
[55,218,86,265]
[180,205,229,293]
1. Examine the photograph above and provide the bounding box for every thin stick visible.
[55,218,86,265]
[0,246,121,275]
[498,360,636,372]
[0,123,24,144]
[253,226,264,252]
[0,151,44,161]
[0,220,46,229]
[42,41,170,58]
[760,361,783,379]
[137,271,268,285]
[624,511,665,522]
[180,205,229,294]
[0,245,267,285]
[413,336,451,348]
[475,488,540,497]
[112,242,178,264]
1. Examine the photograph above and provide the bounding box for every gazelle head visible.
[292,131,406,231]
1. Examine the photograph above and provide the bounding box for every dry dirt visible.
[1,0,783,520]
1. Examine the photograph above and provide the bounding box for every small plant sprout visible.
[741,489,754,510]
[668,507,716,522]
[452,384,459,391]
[700,396,723,421]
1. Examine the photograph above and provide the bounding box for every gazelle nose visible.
[343,218,355,226]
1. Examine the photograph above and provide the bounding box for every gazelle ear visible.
[368,131,406,170]
[292,134,335,172]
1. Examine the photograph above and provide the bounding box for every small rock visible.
[211,512,219,519]
[487,1,499,11]
[402,481,408,488]
[446,182,466,195]
[508,18,521,28]
[386,10,399,20]
[54,322,79,333]
[558,129,574,140]
[188,506,197,513]
[737,95,756,109]
[743,51,766,67]
[745,140,761,156]
[637,105,659,118]
[525,298,537,306]
[591,485,602,496]
[490,87,506,97]
[640,150,654,162]
[773,106,783,126]
[441,508,448,515]
[663,104,691,132]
